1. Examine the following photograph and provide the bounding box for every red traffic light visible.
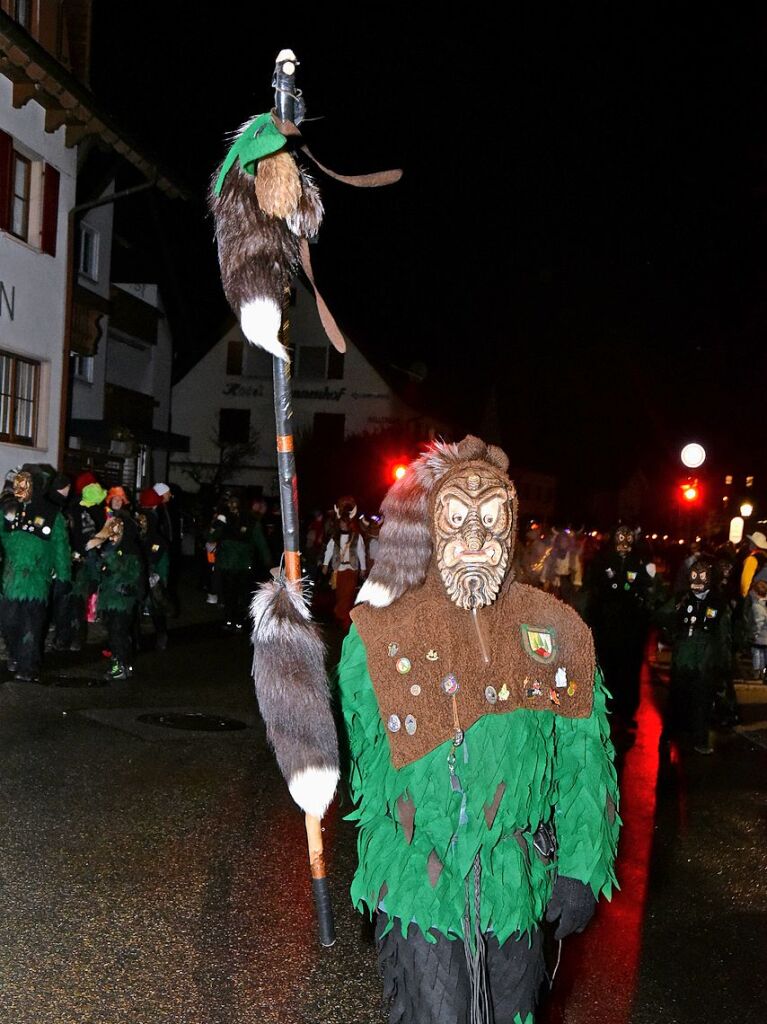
[392,463,408,482]
[679,480,700,503]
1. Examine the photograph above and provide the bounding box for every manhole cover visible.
[136,713,247,732]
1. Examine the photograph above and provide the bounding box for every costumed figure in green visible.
[657,557,731,754]
[88,515,145,680]
[0,470,71,681]
[208,495,270,632]
[137,487,172,650]
[337,436,620,1024]
[46,473,78,652]
[68,482,108,650]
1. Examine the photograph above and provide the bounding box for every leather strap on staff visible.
[298,237,347,354]
[272,111,403,187]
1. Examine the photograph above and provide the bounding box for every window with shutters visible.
[0,351,39,446]
[10,152,31,241]
[0,131,60,255]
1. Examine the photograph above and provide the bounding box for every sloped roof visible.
[0,10,187,198]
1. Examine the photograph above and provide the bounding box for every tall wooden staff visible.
[270,51,333,947]
[209,50,400,948]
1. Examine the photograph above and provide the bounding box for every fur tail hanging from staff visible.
[208,49,401,362]
[209,114,324,360]
[250,577,339,820]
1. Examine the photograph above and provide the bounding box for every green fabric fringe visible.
[0,514,71,602]
[336,625,620,947]
[97,548,142,612]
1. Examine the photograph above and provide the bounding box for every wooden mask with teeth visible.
[12,471,32,503]
[432,463,517,610]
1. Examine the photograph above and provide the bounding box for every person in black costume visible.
[46,474,77,652]
[658,558,731,754]
[584,525,653,726]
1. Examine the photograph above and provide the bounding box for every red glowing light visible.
[682,485,698,502]
[393,464,407,481]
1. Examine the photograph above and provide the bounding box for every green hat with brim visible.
[80,483,107,507]
[214,113,287,196]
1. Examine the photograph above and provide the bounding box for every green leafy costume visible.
[0,510,71,600]
[0,500,72,677]
[97,545,143,613]
[338,625,620,945]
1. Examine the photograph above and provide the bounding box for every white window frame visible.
[72,353,94,384]
[0,349,40,446]
[78,223,100,280]
[5,142,45,250]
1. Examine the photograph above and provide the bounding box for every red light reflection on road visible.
[543,656,663,1024]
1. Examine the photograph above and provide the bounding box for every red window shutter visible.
[0,130,13,233]
[41,163,60,256]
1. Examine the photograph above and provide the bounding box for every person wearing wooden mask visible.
[337,436,620,1024]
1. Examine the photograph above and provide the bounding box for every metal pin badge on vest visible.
[441,674,459,695]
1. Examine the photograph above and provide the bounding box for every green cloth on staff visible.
[213,112,287,195]
[336,625,620,946]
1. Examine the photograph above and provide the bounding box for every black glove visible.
[545,876,596,939]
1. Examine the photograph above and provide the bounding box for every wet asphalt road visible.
[0,607,764,1023]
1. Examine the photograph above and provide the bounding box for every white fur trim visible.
[356,580,395,607]
[250,579,310,644]
[288,765,339,819]
[240,299,287,360]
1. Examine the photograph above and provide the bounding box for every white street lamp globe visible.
[680,443,706,469]
[729,516,744,545]
[740,502,754,518]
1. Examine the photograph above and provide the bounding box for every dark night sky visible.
[89,6,767,507]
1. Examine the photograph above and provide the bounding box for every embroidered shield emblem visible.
[521,624,557,664]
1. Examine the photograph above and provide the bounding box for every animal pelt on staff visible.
[250,577,340,818]
[209,128,323,361]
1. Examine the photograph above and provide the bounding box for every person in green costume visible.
[657,557,730,754]
[137,487,172,650]
[336,436,620,1024]
[0,470,72,681]
[88,516,145,680]
[208,495,270,632]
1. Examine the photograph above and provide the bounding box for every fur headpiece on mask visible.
[357,436,517,609]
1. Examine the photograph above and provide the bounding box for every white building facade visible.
[171,281,437,494]
[0,72,75,473]
[68,270,179,490]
